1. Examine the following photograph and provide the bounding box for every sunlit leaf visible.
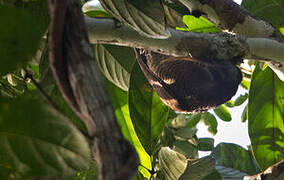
[213,105,232,122]
[104,78,151,178]
[248,64,284,170]
[129,62,169,155]
[225,100,234,108]
[82,1,112,18]
[241,79,251,90]
[280,27,284,34]
[234,93,248,106]
[177,15,220,33]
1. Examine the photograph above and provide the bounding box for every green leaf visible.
[173,140,198,159]
[177,15,220,33]
[162,1,188,28]
[71,161,98,180]
[160,126,175,148]
[94,44,136,91]
[187,113,201,128]
[213,105,232,122]
[171,114,187,128]
[179,156,216,180]
[212,143,259,175]
[82,1,112,18]
[100,0,170,38]
[201,170,222,180]
[198,138,214,151]
[173,127,197,140]
[201,112,218,135]
[242,0,284,28]
[129,62,169,155]
[215,165,248,180]
[280,27,284,34]
[0,96,91,177]
[225,100,234,108]
[158,147,187,180]
[0,5,44,76]
[241,104,248,122]
[132,171,147,180]
[241,78,251,90]
[248,64,284,170]
[234,93,248,106]
[104,78,151,178]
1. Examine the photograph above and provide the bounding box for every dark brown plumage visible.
[135,48,242,113]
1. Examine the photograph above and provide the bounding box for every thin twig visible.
[23,68,59,111]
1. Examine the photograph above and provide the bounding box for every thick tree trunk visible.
[48,0,138,179]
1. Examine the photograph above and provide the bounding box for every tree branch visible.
[176,0,284,80]
[244,160,284,180]
[85,16,284,63]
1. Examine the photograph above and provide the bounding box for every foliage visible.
[0,0,283,179]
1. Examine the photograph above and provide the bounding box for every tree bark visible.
[48,0,138,179]
[176,0,284,81]
[85,17,284,63]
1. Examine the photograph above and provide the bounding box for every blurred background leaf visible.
[0,95,91,178]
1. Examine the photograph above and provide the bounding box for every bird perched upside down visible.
[134,48,242,113]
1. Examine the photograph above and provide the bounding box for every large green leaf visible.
[212,143,259,175]
[0,96,91,177]
[248,64,284,170]
[129,62,169,155]
[0,5,40,75]
[100,0,169,38]
[104,78,151,178]
[94,44,136,91]
[242,0,284,28]
[0,1,49,76]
